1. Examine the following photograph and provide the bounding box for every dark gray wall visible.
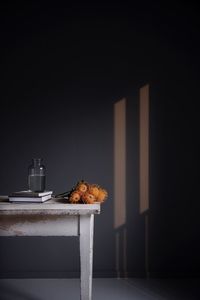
[0,1,199,278]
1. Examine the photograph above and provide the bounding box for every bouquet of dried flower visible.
[56,180,108,204]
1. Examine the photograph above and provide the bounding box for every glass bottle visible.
[28,158,46,192]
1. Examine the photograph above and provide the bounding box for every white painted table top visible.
[0,198,101,215]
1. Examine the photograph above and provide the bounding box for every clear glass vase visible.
[28,158,46,192]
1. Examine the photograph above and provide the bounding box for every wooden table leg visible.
[79,214,94,300]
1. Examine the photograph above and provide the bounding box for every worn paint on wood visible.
[0,198,100,215]
[0,214,78,236]
[80,214,94,300]
[0,197,99,300]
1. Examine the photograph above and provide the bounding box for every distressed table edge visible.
[0,200,101,215]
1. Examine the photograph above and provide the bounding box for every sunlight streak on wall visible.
[114,98,126,228]
[139,85,149,214]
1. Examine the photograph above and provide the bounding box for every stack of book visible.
[9,190,53,203]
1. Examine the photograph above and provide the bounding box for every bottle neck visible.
[32,158,42,166]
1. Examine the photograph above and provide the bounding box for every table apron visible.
[0,214,79,236]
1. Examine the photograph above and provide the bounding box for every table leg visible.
[79,214,94,300]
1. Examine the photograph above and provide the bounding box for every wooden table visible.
[0,198,100,300]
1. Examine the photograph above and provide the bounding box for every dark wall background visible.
[0,1,199,278]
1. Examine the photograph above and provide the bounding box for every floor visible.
[0,278,199,300]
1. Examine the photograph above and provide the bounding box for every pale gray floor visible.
[0,278,199,300]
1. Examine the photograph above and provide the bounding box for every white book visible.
[9,194,52,203]
[10,190,53,198]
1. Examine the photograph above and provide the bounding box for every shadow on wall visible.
[113,85,149,278]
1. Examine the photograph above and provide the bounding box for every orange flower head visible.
[76,181,88,194]
[88,184,100,198]
[97,188,108,203]
[69,191,81,203]
[82,192,96,204]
